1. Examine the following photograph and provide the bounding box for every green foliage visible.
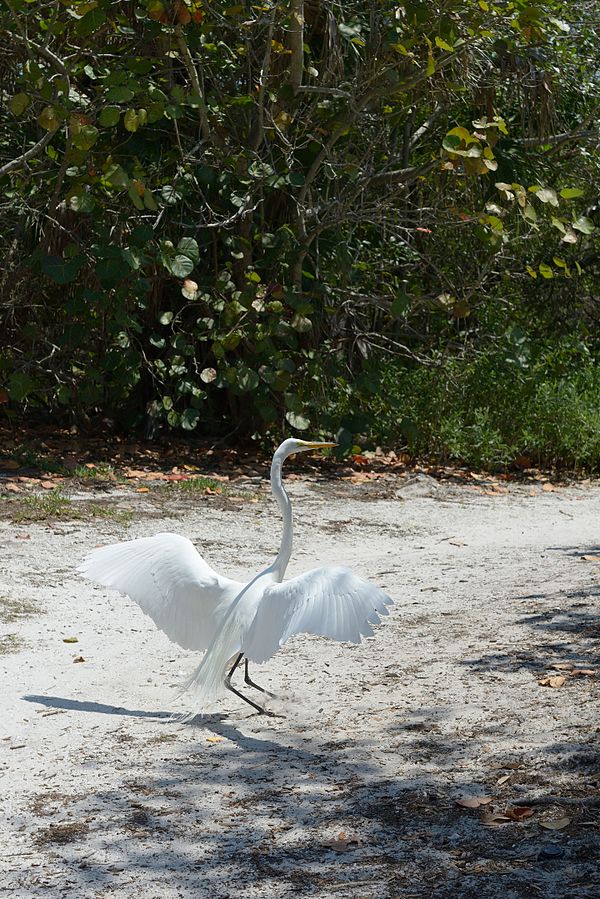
[327,338,600,470]
[0,0,598,455]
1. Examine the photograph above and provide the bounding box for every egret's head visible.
[277,438,337,459]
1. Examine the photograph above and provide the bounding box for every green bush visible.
[324,336,600,470]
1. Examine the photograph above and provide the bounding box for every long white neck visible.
[270,446,293,581]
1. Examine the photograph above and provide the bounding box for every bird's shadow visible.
[24,693,173,719]
[22,693,275,741]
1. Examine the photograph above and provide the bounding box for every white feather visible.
[242,566,393,664]
[77,533,243,651]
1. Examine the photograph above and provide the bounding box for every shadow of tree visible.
[15,683,600,899]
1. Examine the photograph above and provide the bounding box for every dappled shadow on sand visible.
[16,682,600,899]
[461,580,599,674]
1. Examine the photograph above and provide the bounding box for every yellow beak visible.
[301,441,338,450]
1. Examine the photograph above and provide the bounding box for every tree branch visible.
[175,25,211,142]
[286,0,304,94]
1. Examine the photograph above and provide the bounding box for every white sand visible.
[1,474,599,898]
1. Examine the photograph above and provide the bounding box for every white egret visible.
[78,438,393,716]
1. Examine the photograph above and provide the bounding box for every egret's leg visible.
[224,653,275,717]
[244,659,276,698]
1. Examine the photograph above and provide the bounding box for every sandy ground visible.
[0,471,599,898]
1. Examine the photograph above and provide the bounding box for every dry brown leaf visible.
[514,455,531,469]
[136,487,150,493]
[540,817,570,831]
[481,812,512,826]
[539,675,566,688]
[326,831,362,852]
[15,533,31,540]
[40,480,57,489]
[505,806,534,821]
[549,661,574,671]
[496,774,511,786]
[6,483,21,492]
[456,796,492,808]
[73,656,85,663]
[571,668,596,677]
[63,637,79,644]
[581,555,600,563]
[206,736,225,744]
[542,483,557,492]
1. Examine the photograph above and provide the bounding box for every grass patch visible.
[0,595,40,623]
[159,476,260,502]
[0,633,26,654]
[172,475,232,493]
[72,463,127,484]
[4,489,133,524]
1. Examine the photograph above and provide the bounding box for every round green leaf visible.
[124,109,140,132]
[99,106,121,127]
[181,408,200,430]
[169,255,195,278]
[106,86,134,103]
[38,106,61,131]
[76,8,107,36]
[71,124,99,151]
[177,237,200,263]
[285,411,310,431]
[10,93,30,116]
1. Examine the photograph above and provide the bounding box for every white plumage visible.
[78,438,393,715]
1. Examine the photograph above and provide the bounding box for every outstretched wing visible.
[242,566,393,664]
[78,533,244,651]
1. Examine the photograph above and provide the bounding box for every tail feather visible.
[177,614,245,715]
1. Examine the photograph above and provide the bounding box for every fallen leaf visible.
[73,656,85,663]
[40,480,57,489]
[581,555,600,562]
[325,831,362,852]
[15,533,31,540]
[538,675,566,688]
[514,455,531,469]
[63,637,79,644]
[571,668,596,677]
[136,487,150,493]
[456,796,492,808]
[5,483,21,492]
[505,806,534,821]
[549,661,574,671]
[497,774,511,786]
[481,812,512,826]
[542,483,557,492]
[540,817,570,830]
[206,736,225,744]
